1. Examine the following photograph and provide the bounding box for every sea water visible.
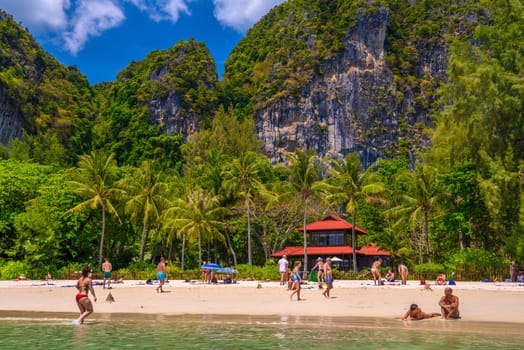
[0,312,522,349]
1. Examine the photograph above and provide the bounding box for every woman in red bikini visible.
[73,266,97,324]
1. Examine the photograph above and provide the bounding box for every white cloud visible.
[125,0,190,22]
[63,0,125,55]
[212,0,286,33]
[0,0,70,33]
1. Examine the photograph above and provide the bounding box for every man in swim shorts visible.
[439,287,460,319]
[322,257,333,298]
[156,257,166,293]
[102,258,112,289]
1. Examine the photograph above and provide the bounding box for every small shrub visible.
[0,260,31,280]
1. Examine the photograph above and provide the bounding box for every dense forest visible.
[0,0,522,280]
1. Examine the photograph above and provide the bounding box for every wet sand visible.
[1,279,523,324]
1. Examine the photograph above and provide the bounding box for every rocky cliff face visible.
[148,66,198,141]
[0,87,24,146]
[255,8,447,167]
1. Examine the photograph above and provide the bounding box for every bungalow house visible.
[271,214,390,271]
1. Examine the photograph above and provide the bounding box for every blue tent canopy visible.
[202,263,222,269]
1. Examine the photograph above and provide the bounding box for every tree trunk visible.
[423,212,431,263]
[181,234,186,271]
[168,237,173,262]
[198,234,202,266]
[139,220,148,260]
[303,197,308,273]
[245,182,252,265]
[351,209,357,273]
[224,225,238,268]
[98,206,106,268]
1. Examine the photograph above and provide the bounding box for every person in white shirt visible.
[278,255,289,286]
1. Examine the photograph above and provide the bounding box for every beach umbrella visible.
[202,263,222,269]
[331,256,343,262]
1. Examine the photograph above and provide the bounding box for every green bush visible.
[414,263,445,273]
[0,260,31,280]
[236,262,280,281]
[443,248,507,280]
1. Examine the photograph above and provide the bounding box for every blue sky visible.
[1,0,286,84]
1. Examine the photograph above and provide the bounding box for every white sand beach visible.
[1,279,523,323]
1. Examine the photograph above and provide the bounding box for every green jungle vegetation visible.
[0,0,522,281]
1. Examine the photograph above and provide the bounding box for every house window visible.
[310,231,346,246]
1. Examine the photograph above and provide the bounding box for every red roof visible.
[357,243,390,256]
[298,214,368,235]
[271,243,390,258]
[271,246,354,257]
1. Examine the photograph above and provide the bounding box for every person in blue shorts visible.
[156,257,166,293]
[102,258,112,289]
[323,257,334,298]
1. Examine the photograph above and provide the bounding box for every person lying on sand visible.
[402,303,441,320]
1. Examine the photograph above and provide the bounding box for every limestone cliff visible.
[0,86,24,144]
[256,8,399,166]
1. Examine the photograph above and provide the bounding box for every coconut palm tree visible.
[163,187,229,266]
[65,150,121,267]
[386,164,442,263]
[223,151,261,265]
[315,154,386,272]
[118,160,170,260]
[287,147,321,272]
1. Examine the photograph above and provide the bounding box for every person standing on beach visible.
[371,258,382,285]
[311,257,325,287]
[398,263,409,285]
[510,261,516,282]
[289,261,302,301]
[439,287,460,319]
[278,255,289,286]
[402,303,441,320]
[73,266,97,325]
[102,258,112,289]
[322,257,333,298]
[156,257,166,293]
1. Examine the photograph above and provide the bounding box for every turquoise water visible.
[0,312,523,349]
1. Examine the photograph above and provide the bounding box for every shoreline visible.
[1,279,523,324]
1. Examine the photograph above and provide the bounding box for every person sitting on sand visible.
[385,269,395,282]
[438,287,460,319]
[436,273,446,285]
[517,269,524,283]
[402,304,441,320]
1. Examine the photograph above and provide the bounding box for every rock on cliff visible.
[256,8,399,167]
